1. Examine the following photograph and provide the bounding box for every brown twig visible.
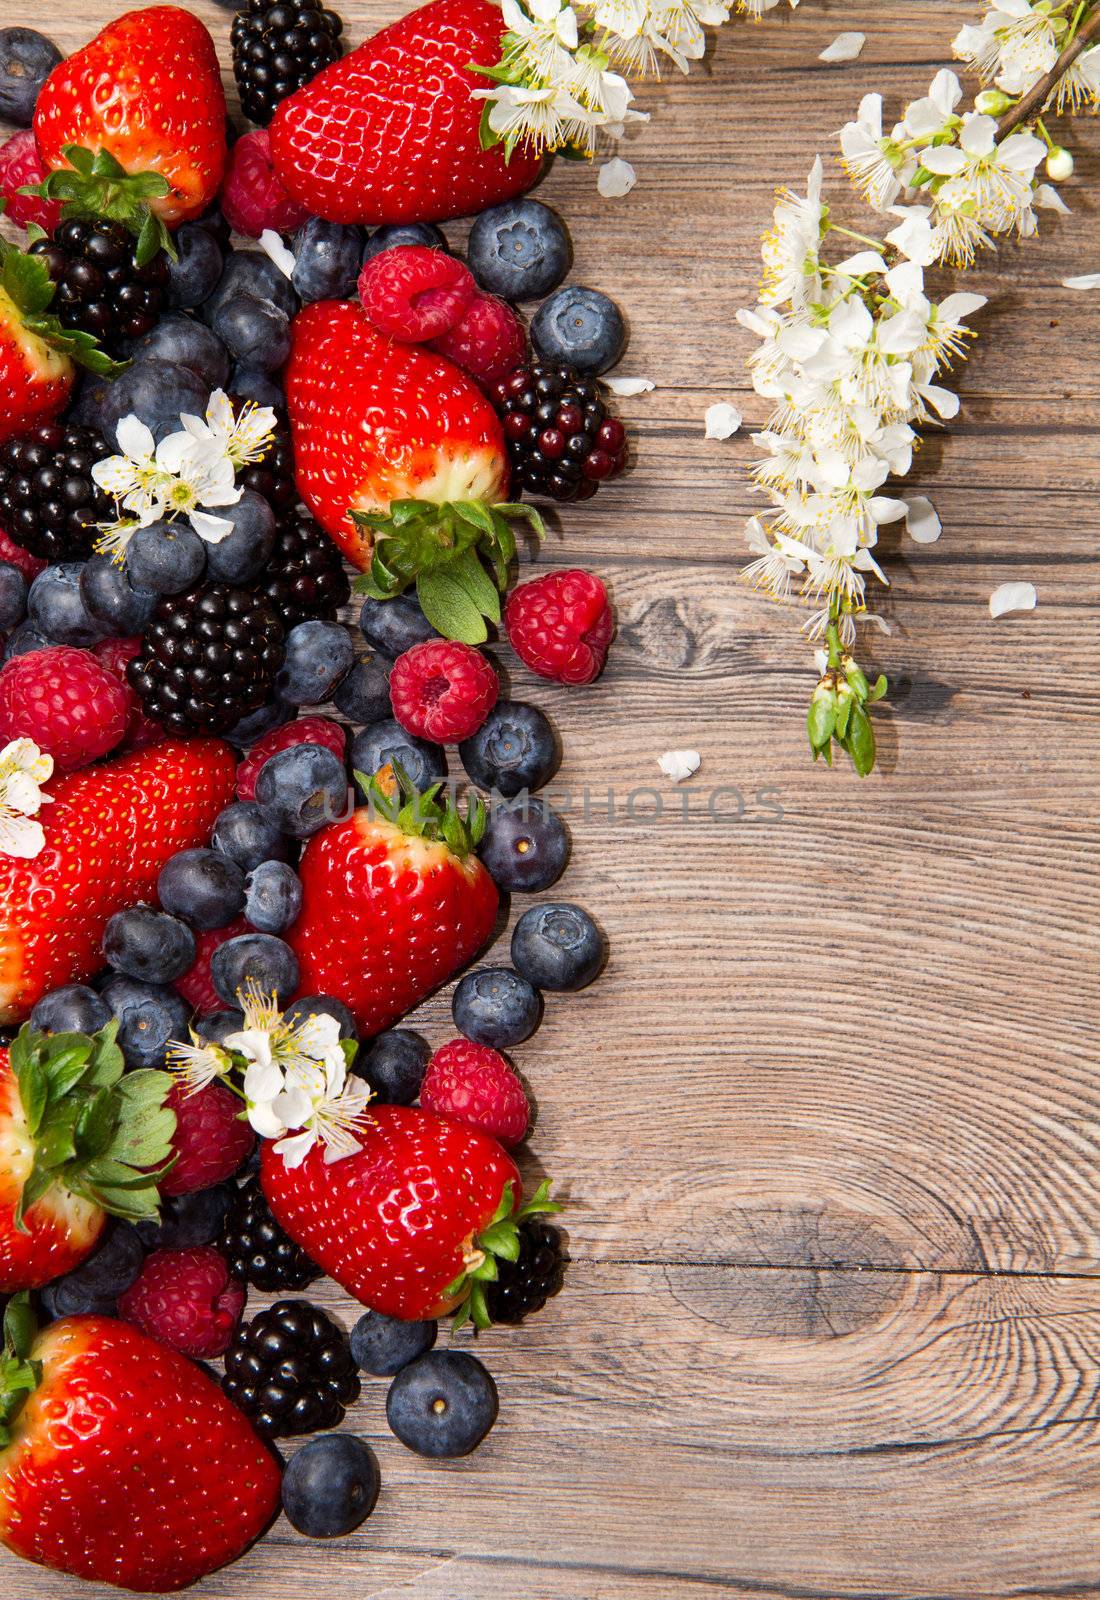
[998,5,1100,136]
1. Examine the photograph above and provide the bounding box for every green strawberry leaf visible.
[416,570,489,645]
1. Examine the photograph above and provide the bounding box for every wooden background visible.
[3,1,1100,1595]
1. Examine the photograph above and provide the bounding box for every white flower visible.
[902,68,963,140]
[989,580,1037,619]
[94,409,246,550]
[704,401,743,439]
[167,1036,234,1096]
[840,95,912,211]
[0,739,53,860]
[176,389,278,471]
[923,115,1047,255]
[740,516,806,603]
[954,0,1059,97]
[1055,43,1100,113]
[657,749,701,782]
[472,83,590,153]
[760,156,825,308]
[92,415,174,545]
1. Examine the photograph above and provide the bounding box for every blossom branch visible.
[998,4,1100,133]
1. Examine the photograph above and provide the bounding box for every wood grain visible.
[2,1,1099,1595]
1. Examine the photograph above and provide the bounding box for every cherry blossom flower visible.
[0,740,53,860]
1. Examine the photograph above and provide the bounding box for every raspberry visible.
[389,640,498,743]
[504,569,613,686]
[236,715,347,801]
[118,1245,246,1358]
[0,130,61,235]
[160,1080,256,1197]
[357,246,476,343]
[428,292,527,390]
[0,645,129,771]
[420,1039,529,1148]
[0,523,46,583]
[175,917,252,1014]
[219,128,310,238]
[92,637,166,752]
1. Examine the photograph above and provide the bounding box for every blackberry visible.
[222,1298,360,1437]
[485,1219,565,1324]
[128,583,285,736]
[231,0,344,128]
[30,219,170,357]
[491,362,628,505]
[257,509,350,629]
[0,420,113,563]
[218,1173,321,1291]
[235,404,298,523]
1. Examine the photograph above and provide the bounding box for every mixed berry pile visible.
[0,0,631,1583]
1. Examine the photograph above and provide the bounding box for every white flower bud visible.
[1046,146,1074,181]
[975,89,1012,116]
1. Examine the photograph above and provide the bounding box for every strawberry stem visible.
[0,1295,41,1449]
[353,761,487,859]
[449,1179,562,1334]
[20,144,178,266]
[0,227,129,378]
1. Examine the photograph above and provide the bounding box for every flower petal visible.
[905,496,942,544]
[989,581,1037,619]
[597,157,636,198]
[704,402,743,440]
[819,31,865,62]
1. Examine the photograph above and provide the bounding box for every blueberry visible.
[3,622,50,659]
[194,1008,246,1046]
[467,199,572,302]
[213,295,292,372]
[158,848,246,930]
[100,359,211,445]
[331,655,391,725]
[386,1351,498,1458]
[225,698,294,749]
[292,217,364,302]
[351,1310,435,1377]
[203,250,300,325]
[130,314,230,390]
[276,620,355,705]
[243,860,302,933]
[255,744,348,838]
[229,365,284,408]
[283,993,358,1043]
[40,1224,145,1319]
[0,28,63,125]
[531,285,627,376]
[452,965,541,1048]
[124,521,207,596]
[203,490,275,584]
[102,905,196,984]
[478,796,568,893]
[280,1434,380,1539]
[79,554,157,634]
[211,801,289,872]
[100,976,191,1068]
[27,563,110,646]
[361,223,447,262]
[166,225,225,311]
[511,902,604,991]
[0,563,27,631]
[211,933,299,1007]
[30,984,112,1035]
[350,719,445,796]
[459,700,558,798]
[358,594,440,656]
[358,1029,429,1105]
[135,1182,235,1251]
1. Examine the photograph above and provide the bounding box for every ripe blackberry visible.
[0,421,113,563]
[218,1173,321,1291]
[235,404,298,523]
[222,1298,360,1437]
[485,1219,565,1324]
[128,583,285,736]
[491,362,628,505]
[257,509,350,629]
[231,0,345,128]
[30,219,170,357]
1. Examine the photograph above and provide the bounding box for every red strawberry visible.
[34,6,228,227]
[269,0,542,226]
[287,771,498,1036]
[0,132,60,235]
[175,916,251,1014]
[0,1024,175,1292]
[236,714,346,802]
[118,1245,246,1357]
[0,1306,281,1591]
[0,739,237,1025]
[159,1080,255,1197]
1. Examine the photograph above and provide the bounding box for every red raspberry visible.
[118,1246,246,1358]
[357,246,476,343]
[175,917,251,1015]
[92,637,166,751]
[160,1080,256,1197]
[0,131,61,235]
[236,715,347,801]
[428,292,527,390]
[0,523,46,583]
[421,1039,529,1148]
[0,645,129,771]
[220,128,310,238]
[504,569,613,686]
[389,640,498,743]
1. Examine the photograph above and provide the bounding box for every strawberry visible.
[33,7,227,231]
[286,299,542,641]
[262,1102,558,1325]
[0,738,237,1025]
[0,1300,281,1591]
[287,768,498,1037]
[0,1023,175,1291]
[269,0,542,226]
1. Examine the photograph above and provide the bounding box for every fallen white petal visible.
[906,495,942,545]
[657,749,701,783]
[259,230,297,279]
[820,31,865,62]
[989,581,1037,619]
[1062,273,1100,290]
[597,158,636,199]
[604,376,655,396]
[704,402,743,440]
[813,648,829,674]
